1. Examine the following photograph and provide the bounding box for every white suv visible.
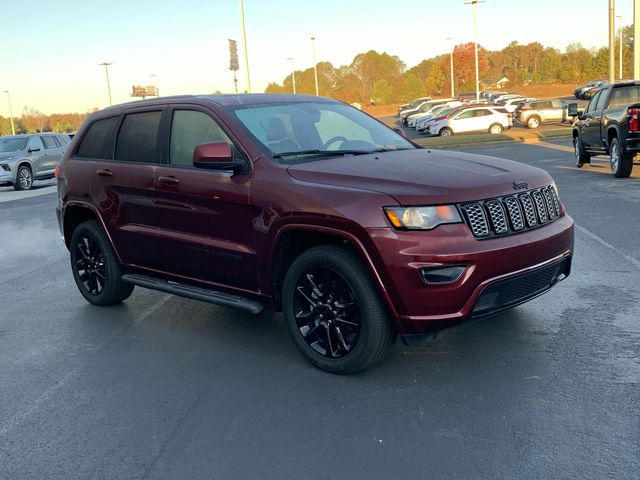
[427,106,512,136]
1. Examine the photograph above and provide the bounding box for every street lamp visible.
[617,15,623,79]
[311,36,319,96]
[239,0,251,93]
[98,62,113,106]
[3,91,15,135]
[446,37,455,97]
[465,0,484,102]
[150,74,159,96]
[286,58,296,94]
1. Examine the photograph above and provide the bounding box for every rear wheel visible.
[610,137,633,178]
[573,135,591,168]
[439,127,453,137]
[489,123,504,135]
[70,220,134,306]
[527,115,541,129]
[282,245,395,374]
[14,165,33,191]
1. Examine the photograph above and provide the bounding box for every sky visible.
[0,0,633,115]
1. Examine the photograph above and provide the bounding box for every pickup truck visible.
[570,81,640,178]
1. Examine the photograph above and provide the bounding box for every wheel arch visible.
[265,224,400,321]
[62,202,122,263]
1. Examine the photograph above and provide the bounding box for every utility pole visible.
[609,0,615,84]
[3,91,15,135]
[465,1,484,102]
[311,36,319,96]
[287,58,296,94]
[446,37,455,97]
[239,0,251,92]
[635,0,640,79]
[617,15,623,79]
[98,62,113,106]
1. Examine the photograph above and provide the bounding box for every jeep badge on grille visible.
[513,181,529,191]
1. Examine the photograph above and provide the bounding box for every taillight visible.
[628,107,640,133]
[54,165,61,178]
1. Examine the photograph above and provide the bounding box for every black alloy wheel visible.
[74,234,107,296]
[292,266,361,359]
[70,220,134,305]
[283,245,395,374]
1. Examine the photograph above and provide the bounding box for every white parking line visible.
[0,185,57,204]
[576,224,640,270]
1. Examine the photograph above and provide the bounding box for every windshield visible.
[231,101,414,163]
[0,137,28,153]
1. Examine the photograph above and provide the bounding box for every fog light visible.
[420,266,466,285]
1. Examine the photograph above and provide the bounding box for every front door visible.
[26,136,46,177]
[151,107,259,290]
[581,91,606,150]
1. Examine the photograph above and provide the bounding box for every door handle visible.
[158,176,179,185]
[96,169,113,177]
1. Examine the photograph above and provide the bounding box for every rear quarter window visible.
[609,86,640,108]
[115,111,162,163]
[77,116,119,159]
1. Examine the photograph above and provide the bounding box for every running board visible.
[122,274,264,314]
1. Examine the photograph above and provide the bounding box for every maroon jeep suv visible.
[56,94,574,373]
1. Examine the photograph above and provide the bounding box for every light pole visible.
[609,0,615,84]
[239,0,251,93]
[286,58,296,94]
[465,1,484,102]
[98,62,113,106]
[150,74,159,96]
[311,36,319,96]
[617,15,623,79]
[3,91,15,135]
[446,37,455,98]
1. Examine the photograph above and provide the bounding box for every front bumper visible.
[367,214,574,334]
[0,164,16,185]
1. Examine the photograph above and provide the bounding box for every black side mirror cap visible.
[567,103,579,117]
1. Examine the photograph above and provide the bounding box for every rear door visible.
[79,110,163,268]
[151,106,258,290]
[39,135,62,178]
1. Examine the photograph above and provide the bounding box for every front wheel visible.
[610,137,633,178]
[70,220,134,306]
[282,245,395,374]
[573,135,591,168]
[439,127,453,137]
[14,165,33,191]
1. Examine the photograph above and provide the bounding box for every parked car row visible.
[574,80,608,100]
[0,133,72,190]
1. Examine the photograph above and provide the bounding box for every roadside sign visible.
[229,39,239,71]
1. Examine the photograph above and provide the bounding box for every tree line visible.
[0,107,87,136]
[266,27,634,104]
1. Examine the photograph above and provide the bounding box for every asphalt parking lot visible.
[0,142,638,479]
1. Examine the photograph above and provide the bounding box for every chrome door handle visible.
[158,176,179,185]
[96,169,113,177]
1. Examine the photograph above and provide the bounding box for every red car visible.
[56,94,574,373]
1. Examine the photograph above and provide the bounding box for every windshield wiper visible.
[273,148,411,160]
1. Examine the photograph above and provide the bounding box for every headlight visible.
[384,205,462,230]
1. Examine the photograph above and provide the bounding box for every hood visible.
[287,149,552,205]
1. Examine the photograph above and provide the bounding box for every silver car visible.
[0,133,70,190]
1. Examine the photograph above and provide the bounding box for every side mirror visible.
[392,127,407,138]
[193,142,242,172]
[567,103,579,117]
[28,146,41,153]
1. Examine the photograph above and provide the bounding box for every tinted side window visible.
[169,110,231,167]
[115,111,162,163]
[456,110,475,120]
[77,116,119,159]
[41,136,57,149]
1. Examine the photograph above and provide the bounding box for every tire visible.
[609,137,633,178]
[489,123,504,135]
[526,115,541,129]
[573,135,591,168]
[282,245,395,374]
[69,220,134,306]
[14,165,33,191]
[439,127,453,137]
